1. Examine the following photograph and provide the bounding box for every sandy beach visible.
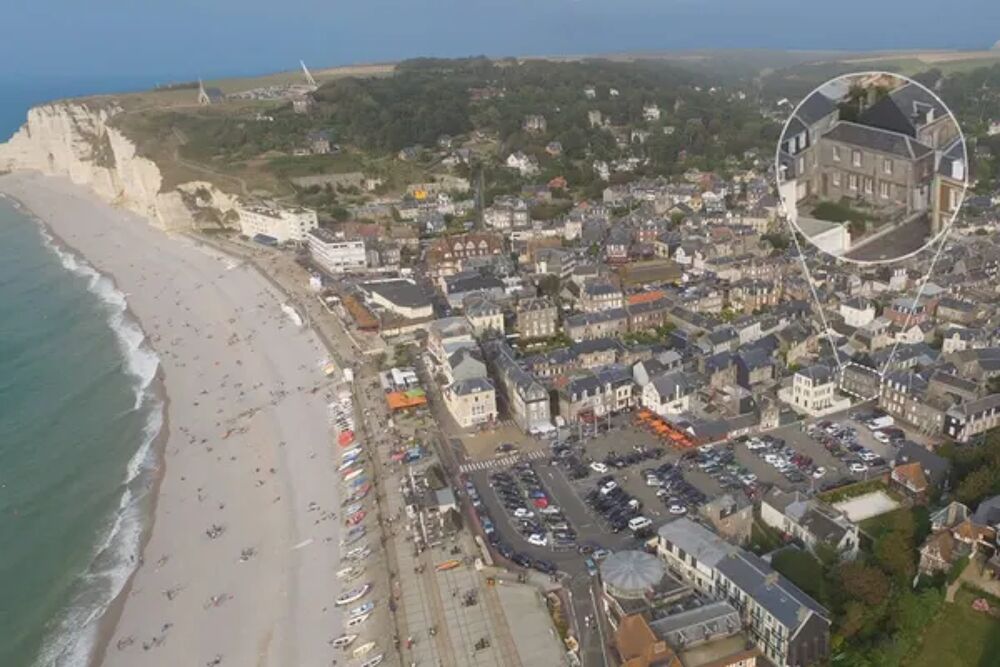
[0,172,355,667]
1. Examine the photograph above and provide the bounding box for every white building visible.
[505,152,539,177]
[778,365,850,417]
[760,489,860,560]
[642,103,661,122]
[237,202,318,244]
[839,297,876,328]
[307,228,367,274]
[443,377,497,429]
[641,372,693,417]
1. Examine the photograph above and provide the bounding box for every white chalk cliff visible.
[0,102,236,230]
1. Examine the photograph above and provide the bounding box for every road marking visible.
[458,449,546,474]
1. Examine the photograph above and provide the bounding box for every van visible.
[628,516,652,532]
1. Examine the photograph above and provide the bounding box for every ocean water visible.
[0,78,160,142]
[0,197,163,666]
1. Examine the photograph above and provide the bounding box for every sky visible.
[3,0,1000,85]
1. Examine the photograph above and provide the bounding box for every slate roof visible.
[657,518,735,569]
[650,372,694,399]
[363,279,431,308]
[794,91,838,126]
[715,551,829,630]
[798,364,833,383]
[450,377,494,395]
[824,121,933,160]
[972,495,1000,528]
[859,83,948,138]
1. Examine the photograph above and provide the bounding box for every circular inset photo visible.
[775,71,968,264]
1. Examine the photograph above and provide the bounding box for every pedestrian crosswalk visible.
[458,449,546,474]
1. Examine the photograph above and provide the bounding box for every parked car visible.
[527,533,548,547]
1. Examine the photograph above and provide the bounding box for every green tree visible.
[873,511,917,583]
[957,465,998,506]
[537,274,561,299]
[837,562,890,607]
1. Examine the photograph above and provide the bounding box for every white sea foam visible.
[32,226,165,667]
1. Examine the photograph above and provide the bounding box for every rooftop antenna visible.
[300,60,317,87]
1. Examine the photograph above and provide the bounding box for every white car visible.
[739,473,758,484]
[600,481,618,495]
[746,438,766,450]
[628,516,653,531]
[812,467,827,479]
[590,461,609,474]
[527,533,548,547]
[859,450,878,462]
[763,453,780,464]
[513,508,534,519]
[646,475,661,487]
[539,505,561,515]
[668,503,687,515]
[872,431,891,444]
[849,462,869,474]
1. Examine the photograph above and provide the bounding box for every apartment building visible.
[307,228,367,274]
[239,202,318,244]
[656,519,830,667]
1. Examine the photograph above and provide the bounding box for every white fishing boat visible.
[344,502,363,515]
[353,641,377,659]
[336,565,364,580]
[331,634,358,649]
[335,583,371,606]
[341,446,362,459]
[360,654,384,667]
[344,544,369,561]
[348,600,374,617]
[338,458,361,473]
[346,612,370,628]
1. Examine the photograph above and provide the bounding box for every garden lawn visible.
[905,588,1000,667]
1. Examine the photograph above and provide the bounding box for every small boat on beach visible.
[341,445,362,459]
[335,583,371,606]
[341,527,366,547]
[344,502,363,516]
[343,486,370,506]
[337,430,355,447]
[349,475,368,488]
[353,641,376,659]
[338,458,362,473]
[331,634,358,649]
[336,565,361,579]
[346,510,366,526]
[348,600,375,617]
[342,467,365,482]
[435,559,461,572]
[360,654,384,667]
[346,612,370,628]
[343,566,365,582]
[344,544,370,561]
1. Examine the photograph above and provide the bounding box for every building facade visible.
[308,228,367,274]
